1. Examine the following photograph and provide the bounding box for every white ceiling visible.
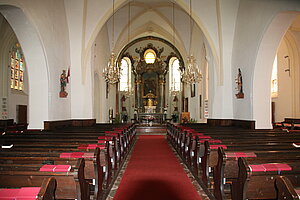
[105,0,198,57]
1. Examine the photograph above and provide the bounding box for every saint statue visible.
[59,69,69,98]
[235,68,244,98]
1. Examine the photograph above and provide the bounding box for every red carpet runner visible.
[113,135,202,200]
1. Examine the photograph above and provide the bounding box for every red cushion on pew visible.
[0,188,21,199]
[275,163,293,171]
[200,139,222,143]
[16,187,41,199]
[98,136,113,140]
[210,145,227,149]
[39,165,71,172]
[199,136,211,139]
[249,163,292,172]
[0,187,40,200]
[78,144,105,150]
[59,153,73,158]
[60,152,94,158]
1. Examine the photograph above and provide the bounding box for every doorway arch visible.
[253,11,299,129]
[0,5,49,128]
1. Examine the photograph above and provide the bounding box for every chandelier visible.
[181,0,202,84]
[103,52,120,84]
[181,55,202,84]
[103,0,120,84]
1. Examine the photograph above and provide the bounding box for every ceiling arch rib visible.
[85,0,220,85]
[107,1,192,59]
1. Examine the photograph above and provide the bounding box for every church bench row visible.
[166,123,300,200]
[0,124,137,200]
[188,133,300,199]
[213,146,300,200]
[0,177,56,200]
[179,135,299,188]
[231,157,300,200]
[0,141,130,200]
[0,135,132,199]
[0,158,88,200]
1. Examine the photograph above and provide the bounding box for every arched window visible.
[120,57,131,91]
[271,55,278,97]
[169,57,181,91]
[144,49,156,64]
[10,43,25,91]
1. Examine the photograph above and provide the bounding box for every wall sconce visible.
[284,55,290,77]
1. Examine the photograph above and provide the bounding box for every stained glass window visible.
[10,43,25,91]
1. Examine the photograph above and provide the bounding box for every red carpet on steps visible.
[113,135,202,200]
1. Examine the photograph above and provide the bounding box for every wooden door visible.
[17,105,27,124]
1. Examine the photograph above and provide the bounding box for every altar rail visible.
[138,113,164,124]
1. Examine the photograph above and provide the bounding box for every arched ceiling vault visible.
[85,0,220,84]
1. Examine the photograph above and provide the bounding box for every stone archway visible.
[253,12,299,129]
[0,5,49,129]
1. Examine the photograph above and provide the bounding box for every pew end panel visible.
[213,147,227,200]
[37,177,57,200]
[275,176,300,200]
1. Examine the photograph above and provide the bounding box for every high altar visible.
[131,43,168,114]
[143,90,157,113]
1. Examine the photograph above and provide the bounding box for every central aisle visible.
[113,135,202,200]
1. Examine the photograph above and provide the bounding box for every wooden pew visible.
[231,157,300,200]
[166,123,300,200]
[0,125,136,200]
[275,176,300,200]
[0,158,89,200]
[0,147,105,200]
[213,147,300,200]
[0,177,56,200]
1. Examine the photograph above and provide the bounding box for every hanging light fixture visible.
[103,0,120,84]
[181,0,202,84]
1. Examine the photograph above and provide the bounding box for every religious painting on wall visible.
[142,72,158,96]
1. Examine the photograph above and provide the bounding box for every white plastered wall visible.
[65,0,93,119]
[83,0,236,122]
[0,0,72,128]
[93,24,111,122]
[0,4,49,129]
[232,0,300,129]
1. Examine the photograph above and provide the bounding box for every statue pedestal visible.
[144,106,156,113]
